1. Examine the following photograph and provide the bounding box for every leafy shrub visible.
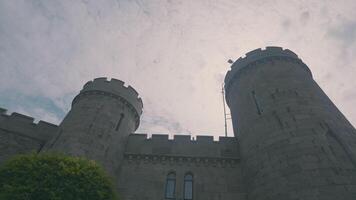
[0,153,118,200]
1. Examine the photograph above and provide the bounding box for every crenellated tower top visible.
[72,77,143,129]
[224,46,311,100]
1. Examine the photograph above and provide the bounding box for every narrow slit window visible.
[252,91,262,115]
[165,172,176,199]
[115,113,124,131]
[184,173,193,200]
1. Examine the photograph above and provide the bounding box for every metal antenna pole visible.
[222,84,228,137]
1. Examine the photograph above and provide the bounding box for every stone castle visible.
[1,47,356,200]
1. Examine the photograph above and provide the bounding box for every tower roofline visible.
[72,77,143,129]
[224,46,312,97]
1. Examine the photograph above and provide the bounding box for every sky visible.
[0,0,355,139]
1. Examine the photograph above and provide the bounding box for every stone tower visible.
[224,47,356,200]
[45,77,143,177]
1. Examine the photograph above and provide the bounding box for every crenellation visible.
[196,135,214,144]
[36,121,60,141]
[129,133,148,140]
[224,47,312,101]
[283,49,298,57]
[265,46,283,52]
[127,85,139,96]
[82,80,93,88]
[174,134,192,143]
[0,107,7,114]
[37,120,58,128]
[110,78,125,86]
[129,133,238,143]
[126,133,239,160]
[77,77,143,117]
[0,110,58,142]
[10,112,35,124]
[0,109,59,165]
[93,77,109,83]
[151,134,169,141]
[245,48,262,57]
[0,110,58,129]
[124,153,239,167]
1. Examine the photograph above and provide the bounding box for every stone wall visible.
[45,78,143,178]
[0,107,58,165]
[225,47,356,200]
[117,134,246,200]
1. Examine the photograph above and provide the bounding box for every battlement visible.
[73,77,143,116]
[125,133,239,159]
[0,107,58,142]
[224,46,311,96]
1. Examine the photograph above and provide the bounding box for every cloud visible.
[0,89,65,124]
[327,20,356,46]
[0,0,355,137]
[300,11,310,25]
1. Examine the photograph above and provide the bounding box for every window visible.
[165,172,176,199]
[184,173,193,200]
[251,90,262,115]
[115,113,124,131]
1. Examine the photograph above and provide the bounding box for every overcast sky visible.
[0,0,355,138]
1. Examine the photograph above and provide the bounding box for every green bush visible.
[0,153,118,200]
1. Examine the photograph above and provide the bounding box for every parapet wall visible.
[0,108,58,142]
[74,77,143,116]
[72,77,143,130]
[120,134,244,200]
[0,107,58,164]
[224,46,311,97]
[125,133,239,159]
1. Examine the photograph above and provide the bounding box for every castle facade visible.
[1,47,356,200]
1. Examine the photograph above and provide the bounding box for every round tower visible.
[46,77,143,177]
[225,47,356,200]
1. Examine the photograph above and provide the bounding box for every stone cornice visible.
[124,153,239,168]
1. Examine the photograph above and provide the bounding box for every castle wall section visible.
[117,134,246,200]
[0,108,58,165]
[225,47,356,200]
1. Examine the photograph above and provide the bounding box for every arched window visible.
[184,173,193,200]
[165,172,176,199]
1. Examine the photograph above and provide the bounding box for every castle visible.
[1,46,356,200]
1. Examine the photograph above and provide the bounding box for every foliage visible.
[0,153,118,200]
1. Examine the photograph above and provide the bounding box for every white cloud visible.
[0,0,355,137]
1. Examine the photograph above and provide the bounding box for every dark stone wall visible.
[45,78,143,178]
[225,47,356,200]
[117,134,246,200]
[0,108,58,165]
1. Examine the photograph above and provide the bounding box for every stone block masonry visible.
[119,134,245,200]
[0,108,58,165]
[44,77,143,178]
[225,46,356,200]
